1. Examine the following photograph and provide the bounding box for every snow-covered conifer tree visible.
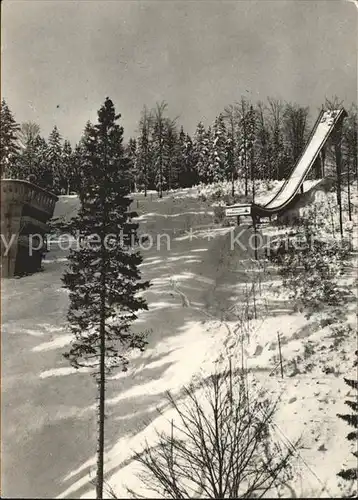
[193,121,211,184]
[59,97,149,499]
[126,137,137,192]
[62,140,73,194]
[164,121,178,191]
[152,101,169,198]
[0,99,20,178]
[210,113,227,183]
[178,128,197,187]
[136,106,153,196]
[47,126,63,193]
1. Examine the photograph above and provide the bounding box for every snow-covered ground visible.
[1,185,357,498]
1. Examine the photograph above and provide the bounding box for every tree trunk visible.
[96,247,107,498]
[168,156,172,192]
[96,144,108,499]
[241,104,248,197]
[159,136,163,199]
[334,125,344,239]
[144,158,147,197]
[96,320,106,500]
[251,147,258,261]
[244,140,248,197]
[347,160,352,221]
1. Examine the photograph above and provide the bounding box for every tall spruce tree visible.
[177,126,186,187]
[69,143,84,195]
[136,106,153,196]
[238,97,250,196]
[68,121,95,200]
[152,101,168,198]
[32,136,52,189]
[210,113,227,183]
[193,122,206,183]
[164,121,178,191]
[255,102,270,180]
[60,98,149,498]
[337,351,358,485]
[62,140,73,194]
[193,122,211,184]
[223,104,240,196]
[47,125,63,193]
[247,104,257,197]
[185,133,198,187]
[342,105,358,220]
[178,128,197,187]
[0,99,20,178]
[126,137,137,192]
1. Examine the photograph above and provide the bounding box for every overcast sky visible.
[2,0,357,144]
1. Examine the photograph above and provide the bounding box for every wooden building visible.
[1,179,58,277]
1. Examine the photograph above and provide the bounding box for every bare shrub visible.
[128,366,297,498]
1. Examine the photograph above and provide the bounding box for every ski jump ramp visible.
[226,108,347,220]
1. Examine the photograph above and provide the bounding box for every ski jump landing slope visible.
[251,108,347,218]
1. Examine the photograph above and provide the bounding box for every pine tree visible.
[31,136,52,189]
[337,351,358,484]
[238,97,251,196]
[0,99,20,178]
[163,121,178,191]
[69,143,84,195]
[16,128,53,189]
[342,105,358,220]
[136,107,153,196]
[247,104,257,198]
[186,133,198,187]
[255,102,270,180]
[47,126,63,193]
[210,113,227,183]
[152,101,168,198]
[126,137,137,192]
[62,122,96,199]
[223,104,240,196]
[177,126,187,187]
[178,128,197,188]
[62,140,73,194]
[75,141,88,194]
[193,122,211,184]
[59,98,149,499]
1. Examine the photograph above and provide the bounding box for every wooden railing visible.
[1,179,58,217]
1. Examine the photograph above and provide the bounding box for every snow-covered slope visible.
[1,188,356,499]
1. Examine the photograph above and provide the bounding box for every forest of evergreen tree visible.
[1,97,357,197]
